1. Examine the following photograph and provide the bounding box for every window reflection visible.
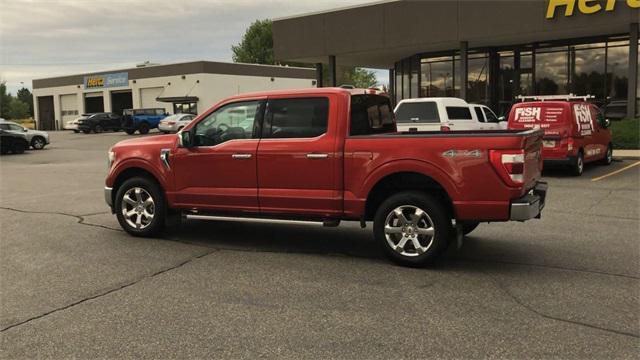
[572,44,605,101]
[420,56,455,97]
[536,47,568,95]
[607,42,629,101]
[467,53,489,104]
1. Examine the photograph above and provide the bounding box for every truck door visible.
[257,95,342,217]
[172,100,264,211]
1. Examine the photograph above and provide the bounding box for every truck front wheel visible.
[115,177,165,237]
[374,191,452,267]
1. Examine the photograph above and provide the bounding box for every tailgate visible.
[522,130,543,191]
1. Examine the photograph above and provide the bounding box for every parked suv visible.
[508,95,612,176]
[0,129,29,154]
[105,88,547,267]
[394,98,506,132]
[0,120,50,149]
[121,108,167,134]
[77,112,122,134]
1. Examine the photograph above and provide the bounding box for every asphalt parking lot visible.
[1,130,638,358]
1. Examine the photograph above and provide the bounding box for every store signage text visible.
[546,0,640,19]
[83,72,129,89]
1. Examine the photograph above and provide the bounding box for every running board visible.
[184,213,341,227]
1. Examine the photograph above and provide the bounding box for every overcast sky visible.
[0,0,381,94]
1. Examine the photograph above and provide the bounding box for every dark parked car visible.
[601,100,627,120]
[77,113,122,134]
[0,129,29,154]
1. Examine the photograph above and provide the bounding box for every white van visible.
[394,97,506,131]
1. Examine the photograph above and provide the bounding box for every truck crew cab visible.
[105,88,547,267]
[507,95,613,176]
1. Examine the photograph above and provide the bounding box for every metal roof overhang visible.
[156,96,199,103]
[272,0,636,69]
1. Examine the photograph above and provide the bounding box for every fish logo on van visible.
[515,107,541,122]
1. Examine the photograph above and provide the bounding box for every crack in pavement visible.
[486,272,640,339]
[2,206,639,338]
[0,250,216,333]
[0,206,121,232]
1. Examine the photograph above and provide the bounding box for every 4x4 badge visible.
[442,149,483,158]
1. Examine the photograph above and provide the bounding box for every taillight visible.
[168,121,176,125]
[440,125,451,132]
[490,149,525,187]
[567,137,574,151]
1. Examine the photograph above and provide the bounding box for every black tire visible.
[571,151,584,176]
[138,122,150,134]
[31,136,46,150]
[94,124,103,133]
[461,221,480,236]
[125,129,136,135]
[602,144,613,165]
[373,191,452,267]
[115,177,165,237]
[82,129,91,134]
[11,141,26,154]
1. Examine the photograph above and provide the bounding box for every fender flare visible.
[359,159,461,201]
[110,157,171,191]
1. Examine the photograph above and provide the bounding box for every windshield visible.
[395,102,440,124]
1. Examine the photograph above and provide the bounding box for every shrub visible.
[611,118,640,149]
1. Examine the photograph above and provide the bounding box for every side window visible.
[446,106,472,120]
[194,101,262,146]
[263,98,328,139]
[474,106,485,122]
[9,124,24,131]
[0,124,10,130]
[483,107,500,123]
[155,109,165,115]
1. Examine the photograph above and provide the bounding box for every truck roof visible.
[396,97,469,107]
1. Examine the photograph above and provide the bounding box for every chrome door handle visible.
[232,153,252,159]
[306,153,329,159]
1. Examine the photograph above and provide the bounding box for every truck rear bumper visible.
[510,181,548,221]
[105,187,113,210]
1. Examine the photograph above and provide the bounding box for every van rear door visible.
[507,102,572,150]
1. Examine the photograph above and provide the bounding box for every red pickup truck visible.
[105,88,547,266]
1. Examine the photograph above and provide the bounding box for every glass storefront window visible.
[498,52,515,116]
[536,46,569,95]
[607,41,629,102]
[520,51,534,96]
[402,58,410,99]
[420,56,455,97]
[572,44,605,101]
[467,53,489,104]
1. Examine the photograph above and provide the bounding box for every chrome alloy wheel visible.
[577,155,584,173]
[384,205,435,257]
[121,187,155,229]
[32,138,45,149]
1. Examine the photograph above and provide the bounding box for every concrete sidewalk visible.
[614,149,640,160]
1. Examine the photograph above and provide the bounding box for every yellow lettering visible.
[546,0,576,18]
[628,0,640,8]
[578,0,601,14]
[605,0,616,10]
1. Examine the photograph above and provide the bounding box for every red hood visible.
[112,134,178,150]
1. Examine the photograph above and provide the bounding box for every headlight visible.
[107,150,116,169]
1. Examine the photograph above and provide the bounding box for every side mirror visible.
[178,130,193,148]
[23,128,28,132]
[498,116,506,122]
[604,118,611,128]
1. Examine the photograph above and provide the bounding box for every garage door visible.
[140,87,165,109]
[60,94,78,125]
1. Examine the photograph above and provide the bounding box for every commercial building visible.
[273,0,639,117]
[32,61,316,130]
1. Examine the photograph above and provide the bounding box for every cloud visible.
[0,0,375,93]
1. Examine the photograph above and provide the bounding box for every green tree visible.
[16,87,33,117]
[0,81,12,119]
[7,99,29,119]
[232,19,379,88]
[232,19,274,64]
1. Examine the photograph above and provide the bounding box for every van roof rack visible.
[516,94,595,102]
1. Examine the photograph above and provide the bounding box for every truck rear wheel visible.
[374,191,452,267]
[138,122,150,134]
[115,177,165,237]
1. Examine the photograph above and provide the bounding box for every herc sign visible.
[83,72,129,89]
[546,0,640,18]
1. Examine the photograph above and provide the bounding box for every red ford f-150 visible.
[105,88,547,266]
